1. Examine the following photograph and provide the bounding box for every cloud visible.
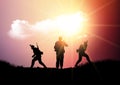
[8,18,59,39]
[8,20,33,39]
[8,12,87,39]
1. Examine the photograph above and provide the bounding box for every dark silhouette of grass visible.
[0,60,120,84]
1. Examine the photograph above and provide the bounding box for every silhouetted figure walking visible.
[30,43,47,68]
[54,36,68,69]
[75,41,91,67]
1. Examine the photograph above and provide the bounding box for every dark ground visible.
[0,60,120,84]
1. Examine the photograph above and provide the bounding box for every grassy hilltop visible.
[0,60,120,84]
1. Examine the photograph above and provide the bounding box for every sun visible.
[55,12,88,37]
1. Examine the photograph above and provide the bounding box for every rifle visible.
[36,42,43,55]
[36,42,39,49]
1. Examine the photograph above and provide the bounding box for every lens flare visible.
[55,12,88,37]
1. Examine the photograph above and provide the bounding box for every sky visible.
[0,0,120,68]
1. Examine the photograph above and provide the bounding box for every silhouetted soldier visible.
[75,41,91,67]
[30,43,47,68]
[54,36,68,69]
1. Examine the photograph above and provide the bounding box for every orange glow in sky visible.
[0,0,119,68]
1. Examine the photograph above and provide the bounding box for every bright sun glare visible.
[55,12,88,37]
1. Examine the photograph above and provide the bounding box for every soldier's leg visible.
[75,55,82,67]
[84,53,91,63]
[30,57,37,68]
[60,54,64,69]
[56,55,60,69]
[38,58,47,68]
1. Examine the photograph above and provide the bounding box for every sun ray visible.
[87,24,120,27]
[88,0,115,16]
[81,0,120,48]
[84,23,120,48]
[87,31,120,48]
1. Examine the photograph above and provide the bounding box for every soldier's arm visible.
[40,51,43,55]
[76,45,82,52]
[76,49,79,52]
[64,41,68,47]
[32,54,35,58]
[54,42,57,51]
